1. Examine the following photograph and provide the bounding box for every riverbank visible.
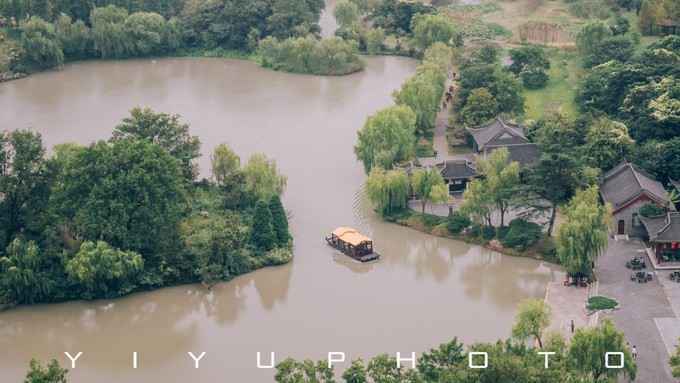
[383,209,560,264]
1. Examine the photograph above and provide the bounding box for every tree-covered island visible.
[0,107,292,307]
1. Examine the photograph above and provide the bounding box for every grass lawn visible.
[523,48,581,120]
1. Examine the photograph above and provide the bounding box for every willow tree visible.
[411,167,448,213]
[459,178,493,227]
[422,42,454,74]
[354,105,416,173]
[512,298,551,348]
[366,167,409,217]
[568,319,636,382]
[556,186,611,280]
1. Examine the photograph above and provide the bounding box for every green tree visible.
[411,13,459,51]
[65,241,144,298]
[55,14,92,59]
[354,105,416,173]
[633,137,680,183]
[576,21,612,59]
[508,45,550,75]
[269,195,290,246]
[24,359,68,383]
[568,319,636,382]
[211,143,241,186]
[275,358,335,383]
[457,65,525,118]
[524,114,585,236]
[582,117,634,171]
[417,338,465,382]
[422,42,454,74]
[556,186,611,279]
[0,130,51,251]
[334,0,360,30]
[180,211,250,284]
[0,238,54,304]
[252,199,276,252]
[113,107,201,181]
[365,27,385,54]
[520,66,549,89]
[475,148,520,227]
[242,153,287,201]
[18,16,64,70]
[365,167,410,216]
[91,5,129,58]
[460,178,494,227]
[124,11,167,56]
[512,298,551,348]
[267,0,325,39]
[393,65,444,136]
[343,359,367,383]
[411,167,448,214]
[460,87,498,126]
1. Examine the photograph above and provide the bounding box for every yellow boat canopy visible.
[331,227,372,247]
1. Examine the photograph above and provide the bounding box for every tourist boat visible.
[325,227,380,262]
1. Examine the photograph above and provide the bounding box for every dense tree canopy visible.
[0,112,293,306]
[53,138,187,262]
[17,16,64,71]
[576,36,680,142]
[411,13,461,52]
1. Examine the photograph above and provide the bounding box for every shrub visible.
[422,214,444,228]
[470,224,496,240]
[639,203,665,217]
[501,219,542,250]
[447,211,471,234]
[587,295,619,311]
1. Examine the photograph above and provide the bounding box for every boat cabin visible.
[326,227,379,262]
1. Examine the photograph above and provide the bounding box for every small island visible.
[0,107,292,308]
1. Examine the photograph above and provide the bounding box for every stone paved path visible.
[544,281,591,342]
[597,238,676,382]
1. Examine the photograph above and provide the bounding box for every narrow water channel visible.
[0,56,561,382]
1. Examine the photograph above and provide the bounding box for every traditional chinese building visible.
[640,212,680,263]
[599,161,674,237]
[466,117,539,166]
[436,159,477,194]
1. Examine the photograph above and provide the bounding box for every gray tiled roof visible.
[437,159,477,180]
[640,212,680,242]
[600,162,670,211]
[466,117,528,151]
[487,143,539,166]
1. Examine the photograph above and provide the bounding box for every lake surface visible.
[0,57,561,382]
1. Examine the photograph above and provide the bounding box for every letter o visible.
[468,352,488,369]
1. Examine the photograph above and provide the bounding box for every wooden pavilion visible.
[326,227,379,262]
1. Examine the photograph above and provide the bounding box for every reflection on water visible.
[0,57,562,382]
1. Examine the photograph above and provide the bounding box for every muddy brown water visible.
[0,57,562,382]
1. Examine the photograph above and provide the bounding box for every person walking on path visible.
[632,345,638,360]
[570,319,575,334]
